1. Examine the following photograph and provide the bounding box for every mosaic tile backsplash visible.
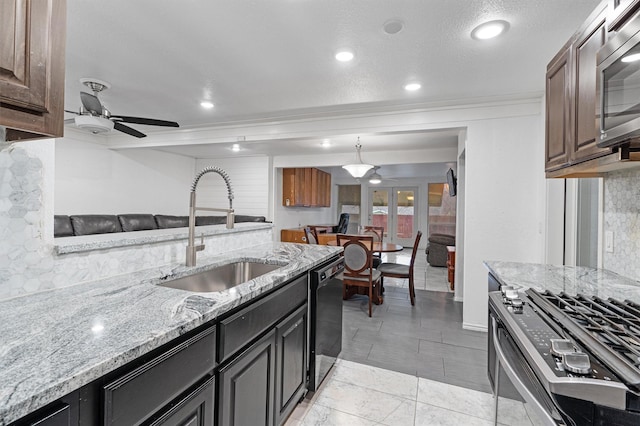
[603,168,640,281]
[0,141,272,300]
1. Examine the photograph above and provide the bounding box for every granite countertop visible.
[0,242,341,425]
[484,261,640,302]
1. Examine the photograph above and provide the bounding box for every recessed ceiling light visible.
[231,144,240,152]
[335,50,354,62]
[471,20,510,40]
[622,53,640,63]
[200,101,214,109]
[404,83,422,91]
[321,139,331,148]
[383,19,404,35]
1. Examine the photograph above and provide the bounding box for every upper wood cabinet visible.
[545,45,572,171]
[572,7,610,163]
[282,168,331,207]
[545,3,615,177]
[0,0,67,141]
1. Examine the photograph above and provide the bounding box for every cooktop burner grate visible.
[528,289,640,389]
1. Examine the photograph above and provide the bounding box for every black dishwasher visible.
[307,256,344,394]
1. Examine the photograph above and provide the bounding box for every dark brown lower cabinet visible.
[219,329,277,426]
[275,305,308,426]
[218,303,309,426]
[11,403,72,426]
[147,376,215,426]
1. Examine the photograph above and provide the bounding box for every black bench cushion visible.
[70,215,122,236]
[154,215,189,229]
[195,216,227,226]
[234,215,267,223]
[54,215,74,237]
[118,214,158,232]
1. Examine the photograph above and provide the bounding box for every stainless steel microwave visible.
[597,12,640,147]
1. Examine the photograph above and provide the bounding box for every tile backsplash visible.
[603,168,640,281]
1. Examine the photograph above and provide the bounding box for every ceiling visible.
[64,0,601,159]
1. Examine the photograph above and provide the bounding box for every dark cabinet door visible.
[545,46,572,172]
[0,0,66,141]
[219,329,277,426]
[12,403,70,426]
[572,6,611,164]
[274,304,308,426]
[146,377,215,426]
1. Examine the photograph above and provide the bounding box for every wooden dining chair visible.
[303,226,319,244]
[377,231,422,306]
[337,234,382,317]
[362,225,384,267]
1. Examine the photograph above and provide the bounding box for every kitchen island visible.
[0,242,341,425]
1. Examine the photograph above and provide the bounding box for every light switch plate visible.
[605,231,614,253]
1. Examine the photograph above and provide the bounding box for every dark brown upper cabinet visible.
[572,6,611,163]
[544,2,635,178]
[0,0,67,141]
[545,45,572,172]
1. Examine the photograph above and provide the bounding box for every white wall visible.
[194,156,270,218]
[55,132,194,215]
[462,114,546,330]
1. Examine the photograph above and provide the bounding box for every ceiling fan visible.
[64,78,179,138]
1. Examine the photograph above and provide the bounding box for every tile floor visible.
[286,360,534,425]
[285,249,535,425]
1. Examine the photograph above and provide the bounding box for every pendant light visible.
[342,138,374,178]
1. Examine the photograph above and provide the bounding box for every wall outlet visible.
[605,231,614,253]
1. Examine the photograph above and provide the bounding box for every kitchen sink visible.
[159,261,282,292]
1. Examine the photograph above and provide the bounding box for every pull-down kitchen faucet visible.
[186,166,234,267]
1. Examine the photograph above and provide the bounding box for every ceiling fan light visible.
[369,174,382,184]
[74,115,114,134]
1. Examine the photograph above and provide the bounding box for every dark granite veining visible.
[484,261,640,302]
[0,242,341,425]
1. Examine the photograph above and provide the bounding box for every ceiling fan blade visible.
[80,92,103,115]
[64,109,80,115]
[64,118,76,125]
[113,121,147,138]
[110,115,179,127]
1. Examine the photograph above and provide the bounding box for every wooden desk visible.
[446,246,455,291]
[280,227,336,244]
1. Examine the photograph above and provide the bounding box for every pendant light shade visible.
[342,138,374,178]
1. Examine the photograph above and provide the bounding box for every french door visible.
[368,186,417,247]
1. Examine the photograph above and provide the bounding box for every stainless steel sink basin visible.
[159,261,282,292]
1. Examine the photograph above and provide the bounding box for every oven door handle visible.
[492,318,559,425]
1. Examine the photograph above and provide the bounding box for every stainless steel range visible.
[489,286,640,425]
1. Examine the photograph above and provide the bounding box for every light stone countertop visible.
[484,261,640,302]
[0,241,341,425]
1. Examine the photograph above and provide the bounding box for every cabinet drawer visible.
[103,326,216,425]
[218,274,307,363]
